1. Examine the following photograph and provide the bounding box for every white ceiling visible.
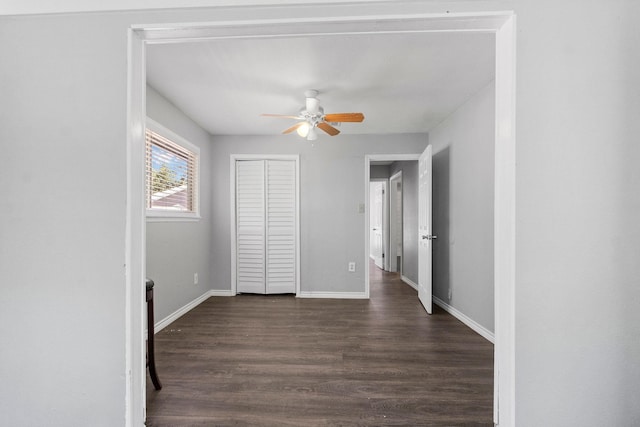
[146,31,495,137]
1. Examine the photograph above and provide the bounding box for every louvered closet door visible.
[265,160,296,294]
[236,160,266,294]
[236,159,296,294]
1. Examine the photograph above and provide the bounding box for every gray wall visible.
[369,164,390,179]
[0,13,130,426]
[388,161,419,284]
[210,134,428,294]
[1,1,640,426]
[145,86,213,321]
[429,81,495,333]
[514,1,640,425]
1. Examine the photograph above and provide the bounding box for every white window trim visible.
[145,118,201,221]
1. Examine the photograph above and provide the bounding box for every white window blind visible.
[145,127,198,215]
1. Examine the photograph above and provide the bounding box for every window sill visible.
[146,211,201,222]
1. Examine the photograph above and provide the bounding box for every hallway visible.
[146,264,493,426]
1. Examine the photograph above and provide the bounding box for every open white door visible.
[418,145,435,314]
[370,181,384,269]
[388,172,402,273]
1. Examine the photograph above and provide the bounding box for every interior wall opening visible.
[128,12,516,425]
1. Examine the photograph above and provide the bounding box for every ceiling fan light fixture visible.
[296,122,310,137]
[307,126,318,141]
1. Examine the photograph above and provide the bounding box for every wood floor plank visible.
[146,263,493,426]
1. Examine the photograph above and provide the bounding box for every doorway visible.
[366,156,420,295]
[367,148,433,317]
[127,12,516,426]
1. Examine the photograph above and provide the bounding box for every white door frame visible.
[230,154,301,296]
[127,12,516,427]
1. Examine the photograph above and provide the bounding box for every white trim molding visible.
[494,14,517,427]
[297,291,368,299]
[126,26,146,427]
[401,275,418,291]
[210,289,235,297]
[433,296,495,344]
[154,290,213,332]
[154,289,235,333]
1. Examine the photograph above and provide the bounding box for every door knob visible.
[421,235,438,240]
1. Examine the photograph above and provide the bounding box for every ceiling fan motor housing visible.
[299,105,324,124]
[305,95,320,114]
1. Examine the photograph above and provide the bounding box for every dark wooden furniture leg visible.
[146,279,162,390]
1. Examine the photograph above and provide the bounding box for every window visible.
[145,119,199,220]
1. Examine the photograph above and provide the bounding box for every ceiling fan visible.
[261,90,365,140]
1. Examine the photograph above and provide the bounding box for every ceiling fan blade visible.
[282,122,305,134]
[318,122,340,136]
[261,113,302,119]
[323,112,365,123]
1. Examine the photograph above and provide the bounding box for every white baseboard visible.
[401,275,418,291]
[154,290,213,333]
[210,289,235,297]
[297,291,369,299]
[432,296,494,344]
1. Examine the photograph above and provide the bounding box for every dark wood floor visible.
[146,263,493,426]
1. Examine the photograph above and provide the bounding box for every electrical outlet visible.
[194,273,199,285]
[348,262,356,272]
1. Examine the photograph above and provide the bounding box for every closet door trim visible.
[230,154,300,296]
